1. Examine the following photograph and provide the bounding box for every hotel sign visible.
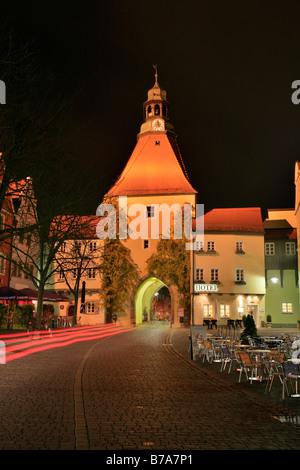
[194,283,219,293]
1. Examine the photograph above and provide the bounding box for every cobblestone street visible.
[0,323,299,453]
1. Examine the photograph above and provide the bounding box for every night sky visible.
[2,1,300,219]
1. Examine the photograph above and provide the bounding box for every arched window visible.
[154,104,160,115]
[147,105,152,117]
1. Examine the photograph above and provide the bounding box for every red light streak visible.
[0,324,133,363]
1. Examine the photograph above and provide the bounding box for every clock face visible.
[152,119,164,131]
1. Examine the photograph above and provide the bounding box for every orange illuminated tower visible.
[105,67,197,326]
[106,66,196,198]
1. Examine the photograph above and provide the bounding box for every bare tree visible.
[54,225,102,326]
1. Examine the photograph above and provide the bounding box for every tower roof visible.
[106,133,196,196]
[106,68,196,197]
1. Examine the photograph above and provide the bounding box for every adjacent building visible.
[192,208,266,328]
[263,209,298,327]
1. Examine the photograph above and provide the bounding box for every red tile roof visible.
[106,133,196,196]
[194,207,264,233]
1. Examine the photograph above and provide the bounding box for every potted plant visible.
[266,314,272,328]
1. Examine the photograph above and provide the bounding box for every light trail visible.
[0,324,133,363]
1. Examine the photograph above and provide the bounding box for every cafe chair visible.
[202,341,215,363]
[220,346,237,373]
[264,353,285,394]
[282,362,300,400]
[237,352,264,384]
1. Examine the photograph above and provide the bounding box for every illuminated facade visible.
[264,209,298,327]
[192,208,266,328]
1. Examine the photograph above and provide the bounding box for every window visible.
[0,257,5,274]
[207,241,215,252]
[236,241,244,253]
[282,302,293,314]
[203,304,214,317]
[147,206,155,218]
[72,268,78,279]
[154,104,160,115]
[265,242,275,256]
[210,268,219,282]
[195,268,204,282]
[155,140,160,146]
[59,269,64,279]
[87,268,96,279]
[220,304,230,318]
[286,242,296,255]
[86,302,95,314]
[196,240,204,251]
[144,240,149,249]
[235,269,245,282]
[89,241,97,252]
[73,241,81,253]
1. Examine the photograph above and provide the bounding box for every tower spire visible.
[153,64,158,85]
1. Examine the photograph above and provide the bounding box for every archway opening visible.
[134,277,172,325]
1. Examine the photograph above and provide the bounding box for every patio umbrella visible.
[0,286,29,300]
[19,288,69,302]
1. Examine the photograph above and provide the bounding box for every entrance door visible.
[247,304,258,326]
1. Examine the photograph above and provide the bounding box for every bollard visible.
[0,340,6,364]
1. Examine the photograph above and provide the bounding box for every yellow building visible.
[193,208,266,328]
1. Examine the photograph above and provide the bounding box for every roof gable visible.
[195,207,264,233]
[106,134,196,197]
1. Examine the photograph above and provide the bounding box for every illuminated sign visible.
[194,283,219,293]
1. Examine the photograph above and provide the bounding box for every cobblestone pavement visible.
[0,323,299,451]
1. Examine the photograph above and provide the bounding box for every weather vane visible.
[153,64,158,84]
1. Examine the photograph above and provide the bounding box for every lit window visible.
[235,269,245,282]
[220,304,230,318]
[285,242,296,255]
[211,268,219,282]
[282,302,293,314]
[265,243,275,256]
[195,268,204,281]
[203,304,214,317]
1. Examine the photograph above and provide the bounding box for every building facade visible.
[192,208,266,328]
[263,210,298,327]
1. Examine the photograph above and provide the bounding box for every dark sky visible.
[2,1,300,218]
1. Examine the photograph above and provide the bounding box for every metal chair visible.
[237,352,264,383]
[202,340,215,363]
[282,362,300,399]
[264,352,285,393]
[220,346,237,373]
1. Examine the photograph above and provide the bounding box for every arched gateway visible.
[134,277,173,325]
